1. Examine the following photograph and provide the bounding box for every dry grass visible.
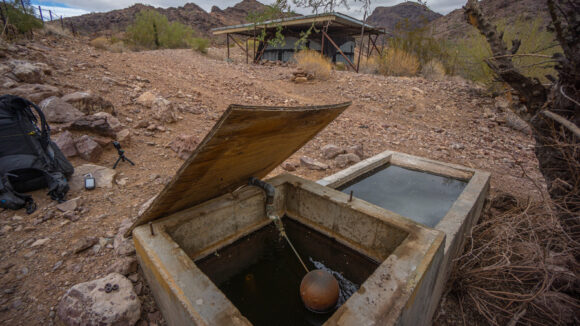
[422,59,446,80]
[89,36,109,50]
[359,55,381,74]
[378,48,420,77]
[294,50,332,80]
[444,194,580,325]
[108,41,126,53]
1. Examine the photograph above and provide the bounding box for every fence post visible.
[49,10,53,21]
[38,6,43,24]
[60,15,63,29]
[70,22,76,36]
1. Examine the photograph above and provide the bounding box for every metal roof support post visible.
[322,31,356,71]
[366,34,371,58]
[369,34,381,56]
[253,26,256,63]
[229,34,251,60]
[356,12,367,73]
[227,33,230,61]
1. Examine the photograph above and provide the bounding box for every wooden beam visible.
[322,31,357,72]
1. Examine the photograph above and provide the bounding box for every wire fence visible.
[3,0,78,36]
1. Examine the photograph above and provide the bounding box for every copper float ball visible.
[300,269,339,313]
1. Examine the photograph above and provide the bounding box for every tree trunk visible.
[464,0,579,227]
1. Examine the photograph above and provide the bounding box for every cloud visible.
[32,0,466,18]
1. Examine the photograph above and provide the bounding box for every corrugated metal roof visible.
[211,12,384,35]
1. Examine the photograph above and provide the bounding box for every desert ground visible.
[0,34,545,325]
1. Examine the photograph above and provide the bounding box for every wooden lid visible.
[129,102,351,233]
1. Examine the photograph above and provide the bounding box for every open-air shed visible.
[211,12,387,72]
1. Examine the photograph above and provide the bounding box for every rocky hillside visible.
[367,1,441,33]
[429,0,550,39]
[63,0,268,36]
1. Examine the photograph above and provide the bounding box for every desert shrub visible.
[449,16,559,88]
[334,62,346,71]
[377,48,420,77]
[389,19,450,66]
[42,24,71,37]
[3,1,42,37]
[358,55,381,74]
[293,50,332,80]
[189,37,209,54]
[421,59,446,80]
[126,9,197,49]
[89,36,109,49]
[108,41,126,53]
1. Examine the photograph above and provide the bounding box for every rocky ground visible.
[0,31,544,326]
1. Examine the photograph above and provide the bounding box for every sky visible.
[30,0,466,18]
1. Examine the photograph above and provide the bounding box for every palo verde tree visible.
[464,0,579,226]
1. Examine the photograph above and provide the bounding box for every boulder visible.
[62,91,115,115]
[55,131,77,157]
[168,134,198,160]
[39,96,85,123]
[69,164,117,192]
[8,84,60,103]
[321,144,345,160]
[300,156,329,171]
[135,91,156,107]
[107,257,138,276]
[152,97,177,123]
[114,219,135,256]
[75,135,103,162]
[335,153,361,168]
[116,129,131,144]
[57,273,141,326]
[10,60,43,83]
[69,113,122,138]
[346,144,364,159]
[71,236,99,254]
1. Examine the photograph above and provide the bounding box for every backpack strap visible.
[0,174,37,214]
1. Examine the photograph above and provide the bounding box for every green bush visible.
[4,1,43,36]
[126,9,202,50]
[189,37,209,54]
[447,16,559,88]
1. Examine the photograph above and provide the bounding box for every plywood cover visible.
[129,102,351,231]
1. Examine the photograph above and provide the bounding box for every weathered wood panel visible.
[129,102,351,233]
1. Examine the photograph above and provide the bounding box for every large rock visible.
[321,144,345,160]
[7,84,61,103]
[62,91,115,115]
[135,91,156,107]
[69,164,117,192]
[335,153,361,168]
[75,135,103,162]
[152,97,177,123]
[114,219,135,256]
[168,134,198,160]
[39,96,85,123]
[69,113,122,138]
[9,60,43,83]
[57,273,141,326]
[300,156,329,171]
[55,131,77,157]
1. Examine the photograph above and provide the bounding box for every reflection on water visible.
[339,165,467,227]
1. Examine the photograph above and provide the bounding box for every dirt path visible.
[0,37,544,325]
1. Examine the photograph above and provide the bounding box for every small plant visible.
[108,41,126,53]
[378,48,420,77]
[421,59,446,80]
[89,36,109,50]
[189,37,209,54]
[359,55,381,74]
[294,50,332,80]
[126,9,198,50]
[3,1,43,37]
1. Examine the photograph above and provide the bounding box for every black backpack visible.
[0,95,74,213]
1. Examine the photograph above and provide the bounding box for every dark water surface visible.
[196,218,379,326]
[339,165,467,227]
